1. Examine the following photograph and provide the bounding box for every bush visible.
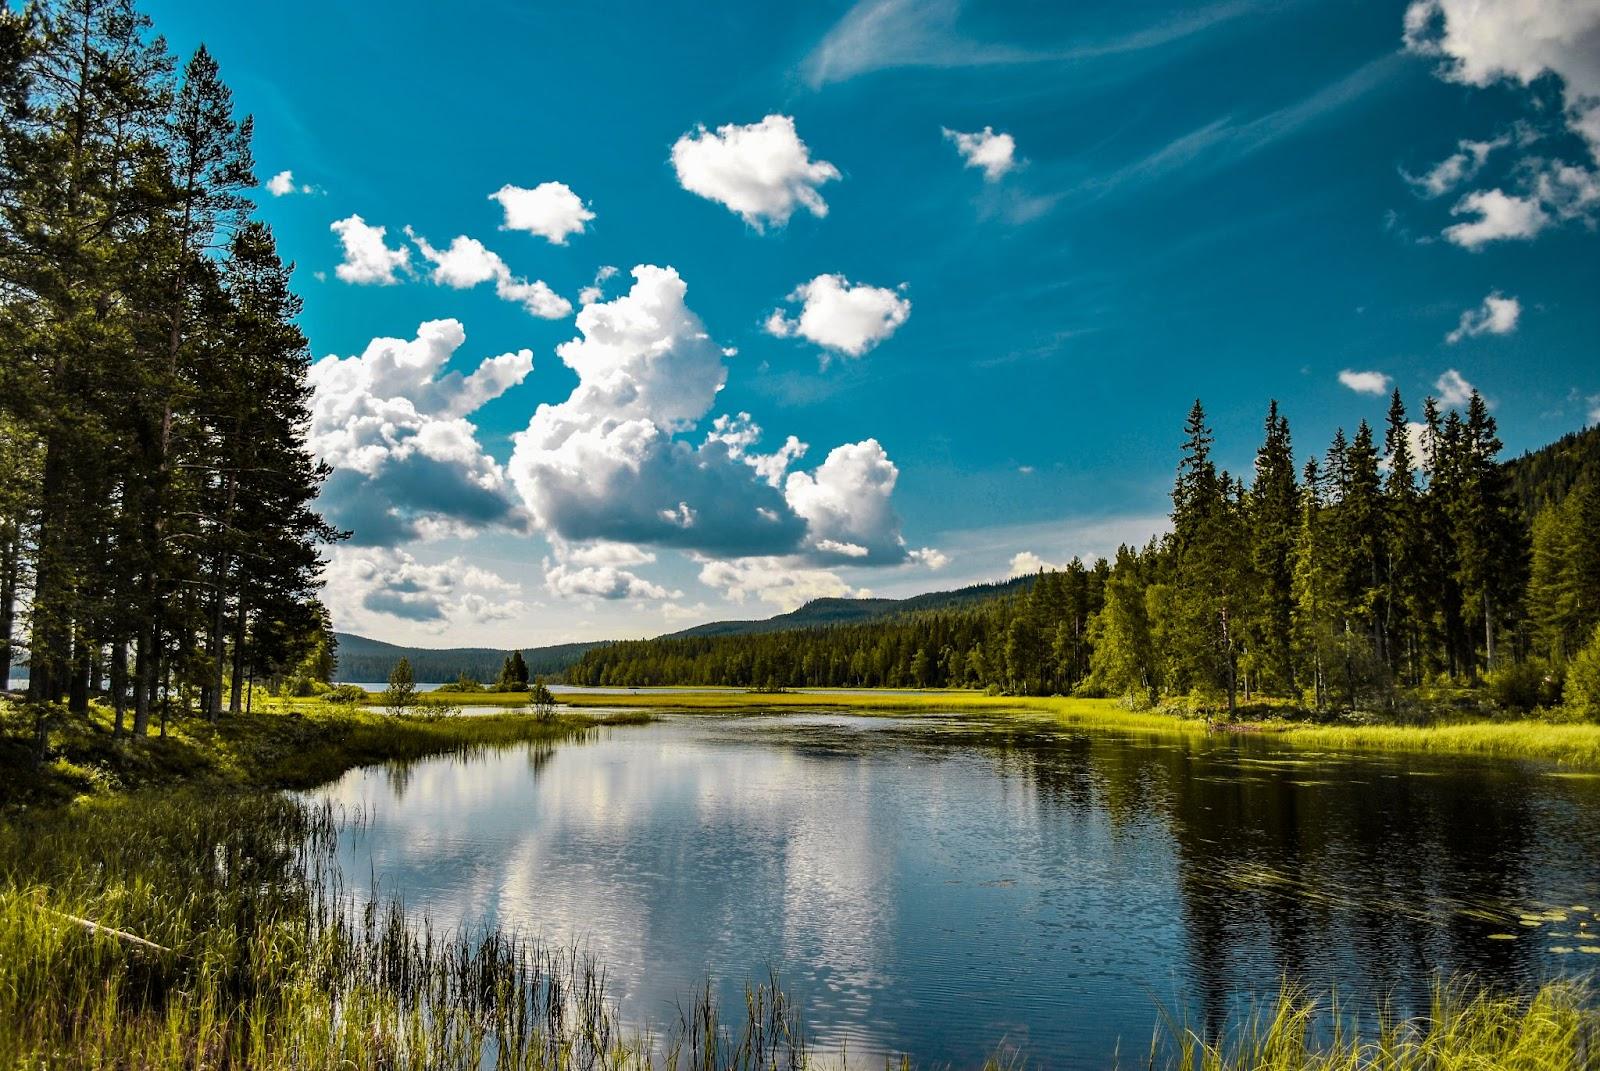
[1486,658,1561,714]
[452,674,484,693]
[323,684,367,705]
[1567,623,1600,721]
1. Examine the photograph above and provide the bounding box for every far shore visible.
[367,686,1600,771]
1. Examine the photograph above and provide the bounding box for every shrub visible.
[323,684,367,705]
[1567,623,1600,721]
[1486,658,1561,714]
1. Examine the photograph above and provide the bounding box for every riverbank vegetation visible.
[568,408,1600,726]
[3,786,1595,1070]
[554,690,1600,769]
[0,694,643,810]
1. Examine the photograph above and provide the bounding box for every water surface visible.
[308,710,1600,1068]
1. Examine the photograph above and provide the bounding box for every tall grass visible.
[0,790,804,1070]
[1153,978,1598,1070]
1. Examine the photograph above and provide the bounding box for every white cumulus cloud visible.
[697,557,869,612]
[1442,188,1550,248]
[307,320,531,545]
[324,547,523,629]
[330,214,410,285]
[765,274,911,359]
[505,265,915,565]
[671,115,841,230]
[942,125,1019,180]
[1435,367,1477,407]
[1445,291,1521,343]
[1403,0,1600,158]
[1403,136,1506,197]
[544,561,676,601]
[1338,369,1393,395]
[489,181,595,245]
[1009,551,1067,576]
[408,230,571,319]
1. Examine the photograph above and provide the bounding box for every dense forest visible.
[571,399,1600,718]
[0,1,337,730]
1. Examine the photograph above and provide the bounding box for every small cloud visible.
[1402,136,1505,198]
[1445,291,1520,344]
[544,560,677,601]
[1338,369,1392,395]
[671,114,840,230]
[1435,367,1475,407]
[1017,464,1035,474]
[489,181,595,244]
[267,169,296,196]
[330,214,410,285]
[942,125,1019,181]
[1443,188,1550,249]
[765,274,911,360]
[407,229,571,319]
[1588,394,1600,425]
[1009,550,1064,576]
[909,546,949,570]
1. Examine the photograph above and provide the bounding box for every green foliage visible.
[382,657,416,715]
[0,2,338,730]
[496,650,530,691]
[1568,623,1600,722]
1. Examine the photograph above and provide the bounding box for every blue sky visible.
[147,0,1600,645]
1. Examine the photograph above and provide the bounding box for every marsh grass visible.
[0,696,650,809]
[1150,978,1599,1070]
[555,691,1600,769]
[0,791,809,1070]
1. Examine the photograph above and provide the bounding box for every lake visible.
[307,709,1600,1068]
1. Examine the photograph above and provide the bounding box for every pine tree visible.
[1246,401,1298,695]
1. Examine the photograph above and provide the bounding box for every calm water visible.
[307,711,1600,1068]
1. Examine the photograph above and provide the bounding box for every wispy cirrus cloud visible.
[801,0,1260,88]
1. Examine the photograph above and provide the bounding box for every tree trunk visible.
[132,625,155,737]
[228,603,247,715]
[0,523,17,693]
[110,639,127,738]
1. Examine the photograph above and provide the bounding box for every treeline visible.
[0,1,337,730]
[572,395,1600,717]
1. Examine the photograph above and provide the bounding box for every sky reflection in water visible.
[308,712,1600,1069]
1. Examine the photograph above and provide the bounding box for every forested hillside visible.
[572,396,1600,716]
[666,576,1034,638]
[0,5,338,727]
[332,634,604,683]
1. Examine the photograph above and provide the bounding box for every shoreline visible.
[533,688,1600,770]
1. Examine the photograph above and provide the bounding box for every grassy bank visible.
[0,695,648,811]
[555,689,1600,769]
[2,787,1594,1070]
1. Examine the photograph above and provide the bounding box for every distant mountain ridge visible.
[333,576,1037,682]
[332,634,606,684]
[664,575,1037,638]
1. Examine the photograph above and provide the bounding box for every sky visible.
[144,0,1600,646]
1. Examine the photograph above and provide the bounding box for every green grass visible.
[556,689,1600,769]
[1155,978,1598,1070]
[0,695,649,810]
